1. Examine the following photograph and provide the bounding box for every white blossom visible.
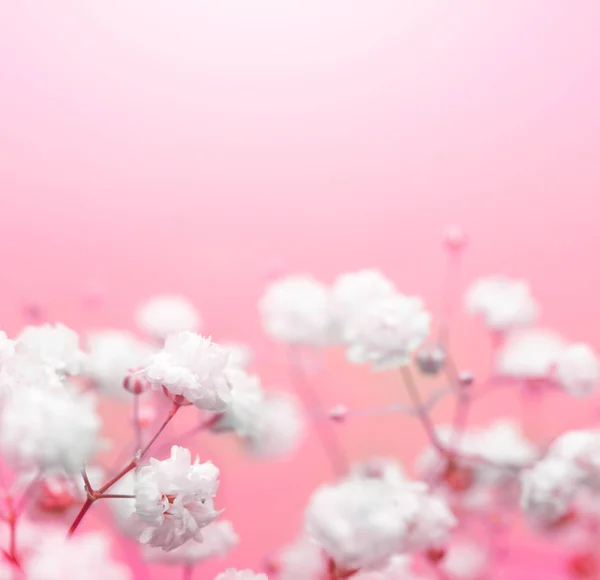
[136,295,201,340]
[214,570,267,580]
[496,329,566,380]
[143,332,231,411]
[24,531,131,580]
[441,541,489,580]
[0,384,101,473]
[465,276,538,331]
[85,330,153,398]
[277,534,326,580]
[16,323,86,376]
[554,343,600,398]
[259,275,331,346]
[144,520,238,565]
[330,270,396,342]
[133,446,220,551]
[346,294,430,371]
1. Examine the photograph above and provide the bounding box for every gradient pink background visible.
[1,2,600,578]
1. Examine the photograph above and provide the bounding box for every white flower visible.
[346,294,430,371]
[330,270,396,342]
[143,332,231,411]
[136,295,201,340]
[133,446,220,551]
[441,541,489,580]
[214,571,267,580]
[259,275,331,345]
[213,369,265,436]
[554,343,600,398]
[144,520,238,565]
[85,331,153,398]
[244,392,305,458]
[24,531,132,580]
[219,342,254,369]
[278,534,327,580]
[521,457,582,523]
[16,323,86,376]
[546,429,600,476]
[0,331,15,367]
[306,478,427,571]
[0,384,101,473]
[496,329,566,380]
[465,276,538,331]
[0,354,63,400]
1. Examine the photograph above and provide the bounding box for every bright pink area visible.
[1,2,600,578]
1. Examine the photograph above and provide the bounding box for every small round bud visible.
[329,404,348,422]
[458,370,475,387]
[443,460,475,493]
[444,225,467,252]
[416,345,447,376]
[123,371,149,395]
[36,478,78,514]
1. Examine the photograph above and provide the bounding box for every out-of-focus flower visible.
[346,294,430,371]
[330,270,396,342]
[243,392,305,458]
[133,446,220,551]
[0,331,15,367]
[85,330,153,398]
[136,295,201,341]
[277,534,326,580]
[214,571,267,580]
[143,332,231,411]
[219,342,254,369]
[16,323,86,376]
[554,343,600,398]
[144,520,238,566]
[305,477,453,572]
[496,329,566,380]
[465,276,538,331]
[0,384,101,473]
[441,541,489,580]
[259,275,331,346]
[24,531,132,580]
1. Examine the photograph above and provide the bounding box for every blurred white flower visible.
[277,534,326,580]
[330,270,396,342]
[554,343,600,398]
[24,531,132,580]
[244,392,305,458]
[144,520,238,566]
[143,332,231,411]
[219,342,254,369]
[346,294,430,371]
[136,295,201,340]
[85,330,153,398]
[17,323,86,376]
[465,276,538,331]
[0,384,101,473]
[134,446,220,551]
[214,570,267,580]
[496,329,566,380]
[441,541,489,580]
[259,275,331,345]
[0,331,15,367]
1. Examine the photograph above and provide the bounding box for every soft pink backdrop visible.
[1,2,600,578]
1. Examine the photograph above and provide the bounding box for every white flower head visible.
[330,270,396,342]
[219,342,254,370]
[0,385,101,473]
[441,541,489,580]
[143,332,231,411]
[85,330,153,398]
[134,446,220,551]
[136,295,201,340]
[496,329,566,380]
[144,520,238,566]
[306,478,423,571]
[554,343,600,398]
[24,531,132,580]
[465,276,539,331]
[214,570,267,580]
[259,275,331,346]
[16,323,86,376]
[346,294,430,371]
[244,392,305,458]
[277,534,326,580]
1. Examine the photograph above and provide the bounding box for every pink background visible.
[1,2,600,578]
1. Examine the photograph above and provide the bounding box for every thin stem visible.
[96,494,136,500]
[288,347,350,476]
[399,366,448,456]
[68,402,181,536]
